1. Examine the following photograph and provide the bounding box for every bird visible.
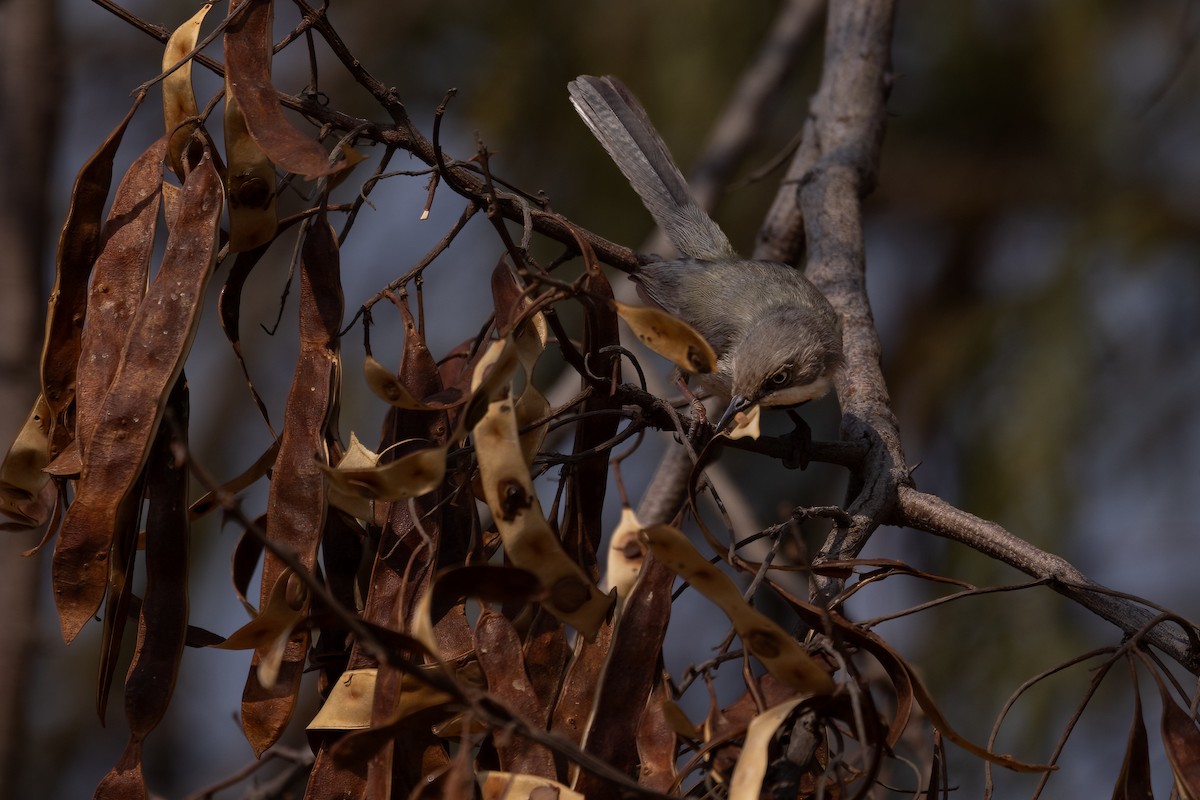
[567,75,843,431]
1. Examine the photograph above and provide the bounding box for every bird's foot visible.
[711,410,812,469]
[675,374,708,440]
[781,410,812,470]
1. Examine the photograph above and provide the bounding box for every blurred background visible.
[2,0,1199,797]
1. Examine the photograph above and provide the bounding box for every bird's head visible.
[716,306,844,432]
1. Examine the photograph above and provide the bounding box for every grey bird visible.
[567,75,843,431]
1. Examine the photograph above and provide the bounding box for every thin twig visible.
[90,0,640,272]
[181,745,314,800]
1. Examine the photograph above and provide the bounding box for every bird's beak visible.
[715,394,752,433]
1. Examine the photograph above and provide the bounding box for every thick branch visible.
[897,487,1200,673]
[749,0,1200,677]
[753,0,903,599]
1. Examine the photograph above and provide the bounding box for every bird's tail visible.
[568,75,735,261]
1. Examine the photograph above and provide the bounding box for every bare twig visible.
[181,745,314,800]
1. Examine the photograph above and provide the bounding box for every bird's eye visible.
[769,367,791,386]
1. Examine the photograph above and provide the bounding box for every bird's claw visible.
[781,410,812,470]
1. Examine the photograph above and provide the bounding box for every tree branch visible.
[102,0,1200,683]
[896,487,1200,672]
[752,0,903,604]
[742,0,1200,682]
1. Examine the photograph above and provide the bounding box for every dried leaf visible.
[320,440,448,504]
[661,698,699,741]
[326,661,474,774]
[490,257,530,336]
[521,611,569,714]
[230,525,266,617]
[92,745,148,800]
[42,440,81,478]
[242,219,343,755]
[224,88,278,251]
[726,403,761,441]
[76,135,167,457]
[214,570,307,655]
[308,667,456,734]
[639,523,834,695]
[311,509,363,688]
[490,260,549,464]
[614,300,717,374]
[705,675,798,779]
[560,269,620,571]
[0,395,54,529]
[96,474,143,724]
[413,565,543,659]
[636,681,679,792]
[550,615,615,748]
[380,296,453,449]
[514,381,549,467]
[728,698,805,800]
[10,485,61,546]
[1112,667,1152,800]
[319,752,370,800]
[309,668,377,732]
[774,583,1052,772]
[439,340,473,390]
[95,379,190,800]
[513,314,549,467]
[364,354,466,411]
[603,506,644,599]
[52,144,222,644]
[573,557,673,799]
[463,338,520,424]
[478,772,584,800]
[161,181,182,230]
[475,610,556,778]
[320,432,377,521]
[472,368,612,640]
[1158,674,1200,799]
[432,712,491,741]
[224,0,352,178]
[308,313,455,795]
[41,96,143,458]
[126,380,190,728]
[338,431,378,470]
[364,345,511,419]
[162,3,212,178]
